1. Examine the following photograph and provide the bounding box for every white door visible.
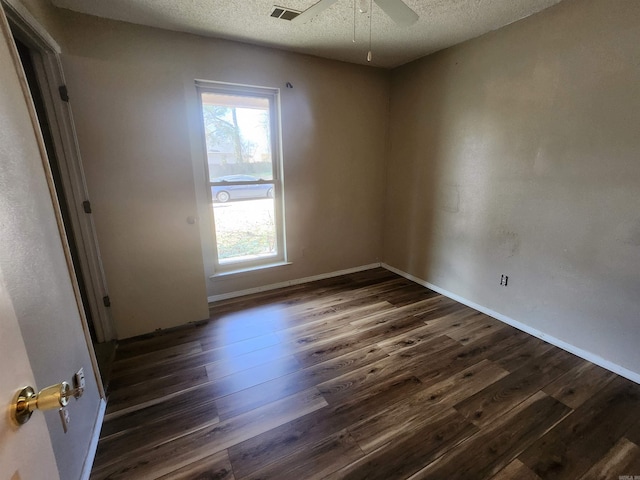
[0,269,59,480]
[0,6,103,480]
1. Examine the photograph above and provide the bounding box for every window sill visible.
[209,261,292,279]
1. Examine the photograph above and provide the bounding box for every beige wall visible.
[20,0,640,380]
[384,0,640,376]
[39,10,389,338]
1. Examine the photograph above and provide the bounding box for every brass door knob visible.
[12,382,74,425]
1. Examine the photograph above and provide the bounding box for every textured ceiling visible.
[49,0,563,68]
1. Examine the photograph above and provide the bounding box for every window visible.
[197,82,285,273]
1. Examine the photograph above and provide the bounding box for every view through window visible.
[199,85,284,270]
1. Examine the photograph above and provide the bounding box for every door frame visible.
[0,5,105,477]
[3,0,116,345]
[2,0,108,401]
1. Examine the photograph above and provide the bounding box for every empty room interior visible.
[1,0,640,478]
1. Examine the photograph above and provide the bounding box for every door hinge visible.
[59,85,69,102]
[82,200,92,214]
[103,296,111,307]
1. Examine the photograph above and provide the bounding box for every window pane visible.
[199,84,284,272]
[201,92,273,181]
[212,195,277,263]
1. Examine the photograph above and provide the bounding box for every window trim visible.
[196,80,286,274]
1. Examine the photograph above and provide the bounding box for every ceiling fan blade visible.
[374,0,418,26]
[292,0,341,23]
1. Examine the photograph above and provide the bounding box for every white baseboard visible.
[208,263,382,303]
[381,263,640,385]
[81,398,106,480]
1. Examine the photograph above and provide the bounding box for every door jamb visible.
[1,0,111,401]
[2,0,116,349]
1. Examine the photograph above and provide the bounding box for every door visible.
[0,269,59,480]
[0,6,103,480]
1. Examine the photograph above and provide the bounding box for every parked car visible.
[211,175,274,203]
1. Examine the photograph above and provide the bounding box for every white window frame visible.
[196,80,286,274]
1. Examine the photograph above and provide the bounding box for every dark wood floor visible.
[90,268,640,479]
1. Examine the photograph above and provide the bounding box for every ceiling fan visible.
[293,0,419,27]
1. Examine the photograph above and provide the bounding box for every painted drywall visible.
[23,8,389,338]
[0,6,101,478]
[384,0,640,375]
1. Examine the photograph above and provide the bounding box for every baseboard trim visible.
[381,263,640,385]
[81,397,106,480]
[208,263,382,303]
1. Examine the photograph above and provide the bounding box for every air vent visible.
[270,5,300,20]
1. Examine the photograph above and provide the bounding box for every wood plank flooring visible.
[90,268,640,480]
